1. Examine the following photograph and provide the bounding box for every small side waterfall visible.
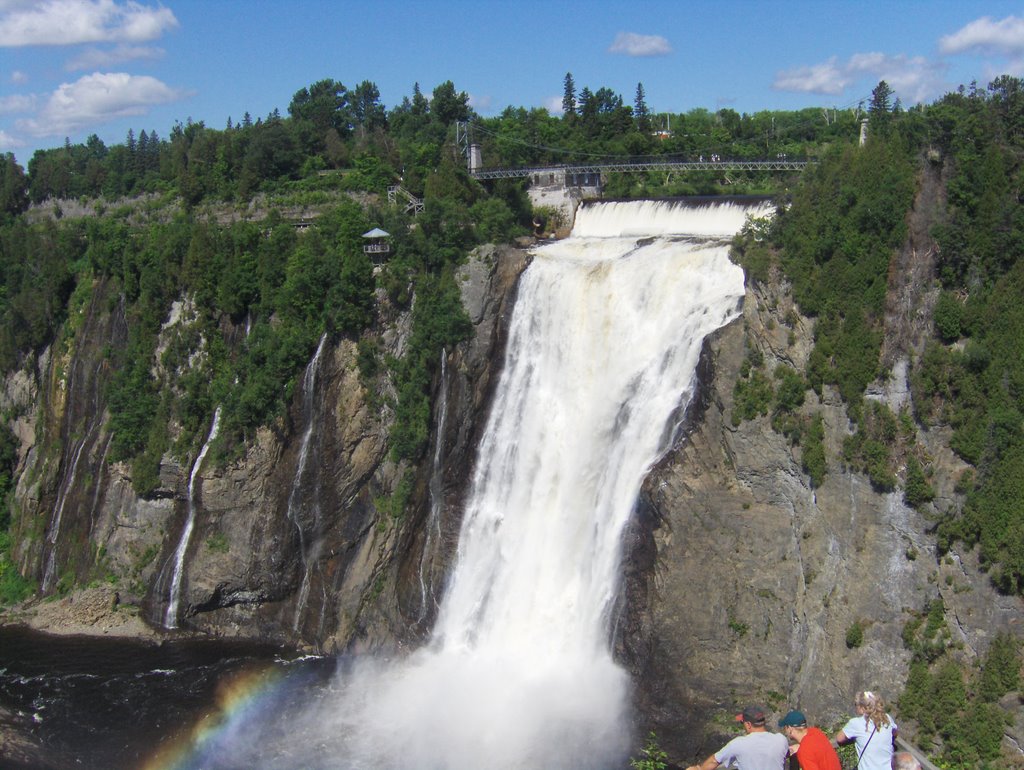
[41,350,108,592]
[41,435,90,591]
[164,407,222,629]
[417,349,450,624]
[290,333,328,632]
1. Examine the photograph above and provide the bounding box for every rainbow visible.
[138,664,285,770]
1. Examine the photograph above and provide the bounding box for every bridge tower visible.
[456,121,482,173]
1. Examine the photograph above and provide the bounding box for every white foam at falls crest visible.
[573,198,775,238]
[229,199,764,769]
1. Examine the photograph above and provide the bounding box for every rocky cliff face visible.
[620,164,1023,760]
[4,243,528,654]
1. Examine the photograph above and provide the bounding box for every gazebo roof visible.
[362,227,390,239]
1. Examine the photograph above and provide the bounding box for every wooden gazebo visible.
[362,228,391,260]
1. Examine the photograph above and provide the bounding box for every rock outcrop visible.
[3,243,529,655]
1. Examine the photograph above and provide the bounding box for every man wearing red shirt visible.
[779,710,842,770]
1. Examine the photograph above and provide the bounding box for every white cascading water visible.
[417,348,449,624]
[291,333,328,631]
[230,199,767,770]
[164,406,222,629]
[41,434,90,592]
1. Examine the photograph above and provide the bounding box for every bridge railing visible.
[470,159,810,181]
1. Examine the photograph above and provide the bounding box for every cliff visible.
[621,162,1024,760]
[2,242,529,654]
[2,181,1022,763]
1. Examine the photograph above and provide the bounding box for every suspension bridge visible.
[455,121,811,183]
[468,157,809,181]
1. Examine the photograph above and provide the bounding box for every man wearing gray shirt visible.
[686,706,789,770]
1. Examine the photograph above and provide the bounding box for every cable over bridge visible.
[470,158,809,181]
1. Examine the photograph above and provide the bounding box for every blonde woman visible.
[834,691,898,770]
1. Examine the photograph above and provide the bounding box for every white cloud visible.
[468,93,493,113]
[846,52,947,104]
[10,69,28,84]
[0,129,24,150]
[0,93,35,113]
[609,32,672,57]
[544,95,564,114]
[66,43,164,70]
[940,15,1024,56]
[17,71,189,136]
[772,57,850,95]
[0,0,178,47]
[773,52,948,104]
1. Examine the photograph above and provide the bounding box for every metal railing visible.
[470,159,809,180]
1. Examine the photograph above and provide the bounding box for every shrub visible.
[801,413,827,486]
[630,733,668,770]
[845,620,865,648]
[903,456,935,509]
[933,290,963,342]
[732,369,773,425]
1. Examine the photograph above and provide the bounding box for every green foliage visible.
[842,401,899,491]
[899,646,1013,768]
[0,219,81,369]
[731,216,779,284]
[732,369,773,425]
[375,469,416,520]
[390,269,473,461]
[630,732,668,770]
[845,620,865,649]
[903,455,934,509]
[206,532,229,554]
[901,598,951,664]
[0,420,17,516]
[977,632,1020,702]
[802,413,827,487]
[774,135,915,409]
[0,153,29,221]
[732,348,772,425]
[0,537,35,606]
[933,290,964,342]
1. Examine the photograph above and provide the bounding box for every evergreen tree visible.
[562,72,576,117]
[870,80,894,114]
[634,82,651,132]
[411,82,429,116]
[0,152,28,219]
[869,80,895,134]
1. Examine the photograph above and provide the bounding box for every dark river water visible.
[0,625,330,769]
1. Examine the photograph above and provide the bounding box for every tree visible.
[562,72,577,118]
[869,81,895,134]
[634,82,651,132]
[411,82,429,116]
[288,78,351,135]
[351,80,387,133]
[870,80,894,114]
[0,153,28,219]
[430,80,470,126]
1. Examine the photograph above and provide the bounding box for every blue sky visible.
[2,0,1024,166]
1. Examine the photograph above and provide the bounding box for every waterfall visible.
[164,407,222,630]
[41,350,108,593]
[417,348,450,624]
[41,436,90,592]
[291,333,328,632]
[219,198,760,770]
